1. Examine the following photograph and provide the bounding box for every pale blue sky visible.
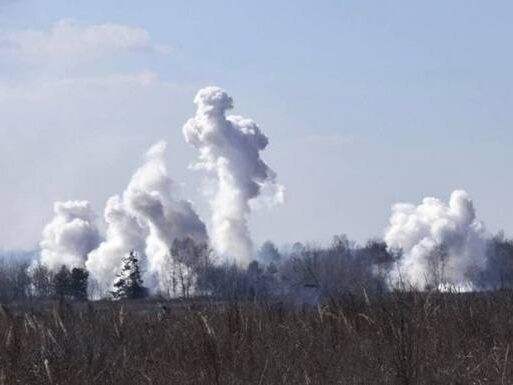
[1,0,512,249]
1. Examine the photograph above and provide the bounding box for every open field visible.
[1,292,513,384]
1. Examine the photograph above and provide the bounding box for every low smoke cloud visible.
[85,195,146,289]
[384,190,487,290]
[85,141,207,291]
[40,200,101,271]
[183,86,284,266]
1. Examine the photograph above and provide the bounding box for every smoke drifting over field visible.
[35,86,510,296]
[122,141,208,288]
[38,87,283,290]
[85,141,208,290]
[86,195,146,288]
[384,190,487,290]
[183,86,284,266]
[40,201,101,271]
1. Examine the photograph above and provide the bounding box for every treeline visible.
[1,233,513,302]
[0,251,146,302]
[0,260,89,302]
[198,233,513,301]
[198,236,395,302]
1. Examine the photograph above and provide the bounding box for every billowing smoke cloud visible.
[85,195,146,288]
[384,190,487,290]
[40,200,101,271]
[183,86,284,266]
[86,141,208,290]
[123,141,208,288]
[38,86,283,292]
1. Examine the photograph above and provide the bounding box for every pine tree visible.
[70,268,89,301]
[52,265,90,300]
[32,263,53,298]
[53,265,71,297]
[111,251,148,300]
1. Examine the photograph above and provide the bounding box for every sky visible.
[1,0,512,250]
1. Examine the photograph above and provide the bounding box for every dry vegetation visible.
[1,292,513,385]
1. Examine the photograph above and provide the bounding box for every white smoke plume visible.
[384,190,487,290]
[40,200,101,271]
[183,86,284,266]
[123,141,208,288]
[85,195,146,289]
[86,141,208,291]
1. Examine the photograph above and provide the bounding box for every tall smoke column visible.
[124,141,208,289]
[384,190,487,289]
[86,141,208,291]
[40,200,101,271]
[183,86,284,266]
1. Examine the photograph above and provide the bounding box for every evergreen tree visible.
[31,263,53,298]
[111,251,148,300]
[70,268,89,301]
[53,265,71,297]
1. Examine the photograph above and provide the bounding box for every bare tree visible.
[427,244,447,290]
[169,238,210,298]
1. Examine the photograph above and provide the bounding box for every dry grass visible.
[1,292,513,384]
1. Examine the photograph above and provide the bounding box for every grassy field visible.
[1,292,513,384]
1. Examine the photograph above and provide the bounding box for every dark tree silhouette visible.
[53,265,71,297]
[31,263,53,298]
[70,268,89,301]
